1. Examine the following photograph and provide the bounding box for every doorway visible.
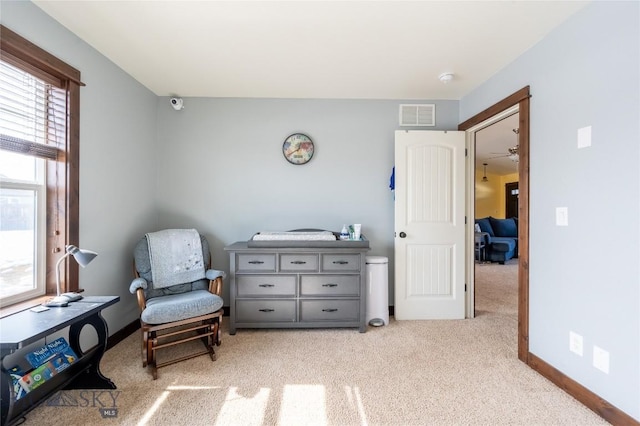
[505,182,519,219]
[459,86,530,362]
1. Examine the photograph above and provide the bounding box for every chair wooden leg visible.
[150,334,159,379]
[216,316,222,346]
[142,328,149,367]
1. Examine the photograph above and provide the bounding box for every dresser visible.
[224,242,369,334]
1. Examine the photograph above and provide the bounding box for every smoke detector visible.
[439,73,454,84]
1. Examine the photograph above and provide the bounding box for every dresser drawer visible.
[300,300,359,322]
[300,275,360,296]
[280,254,318,271]
[236,300,296,322]
[236,253,276,272]
[237,275,296,297]
[321,254,361,272]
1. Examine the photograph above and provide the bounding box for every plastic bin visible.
[365,256,389,326]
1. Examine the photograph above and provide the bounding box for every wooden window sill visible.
[0,296,53,318]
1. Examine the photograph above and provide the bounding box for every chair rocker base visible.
[141,310,223,380]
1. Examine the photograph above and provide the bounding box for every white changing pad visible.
[252,231,336,241]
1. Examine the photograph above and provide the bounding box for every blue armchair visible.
[130,229,225,379]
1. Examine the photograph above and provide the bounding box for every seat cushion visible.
[141,290,223,325]
[490,237,517,253]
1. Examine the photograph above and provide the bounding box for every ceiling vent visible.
[399,104,435,127]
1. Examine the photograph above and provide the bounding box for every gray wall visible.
[461,1,639,420]
[1,1,159,334]
[154,97,459,303]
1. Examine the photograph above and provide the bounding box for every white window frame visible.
[0,166,47,304]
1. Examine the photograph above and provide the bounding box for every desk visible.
[0,296,119,426]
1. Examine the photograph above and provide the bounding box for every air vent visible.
[399,104,435,126]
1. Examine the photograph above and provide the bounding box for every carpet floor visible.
[20,259,608,425]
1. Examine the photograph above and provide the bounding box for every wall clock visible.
[282,133,314,165]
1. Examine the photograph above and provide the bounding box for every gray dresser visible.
[224,241,369,334]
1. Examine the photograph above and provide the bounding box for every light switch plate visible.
[578,126,592,148]
[593,345,610,374]
[556,207,569,226]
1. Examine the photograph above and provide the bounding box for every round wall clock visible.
[282,133,314,165]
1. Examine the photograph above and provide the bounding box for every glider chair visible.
[130,229,225,379]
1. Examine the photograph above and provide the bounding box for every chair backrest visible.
[133,233,211,300]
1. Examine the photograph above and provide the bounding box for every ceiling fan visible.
[489,128,520,162]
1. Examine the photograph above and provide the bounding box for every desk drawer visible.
[300,275,359,296]
[237,275,296,297]
[321,254,361,272]
[300,300,359,322]
[280,254,318,272]
[236,300,296,322]
[236,254,276,272]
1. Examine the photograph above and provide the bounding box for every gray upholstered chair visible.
[130,229,224,379]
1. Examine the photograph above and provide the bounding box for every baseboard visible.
[527,353,638,426]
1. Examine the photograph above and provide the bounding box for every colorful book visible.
[46,337,78,364]
[24,345,53,369]
[24,337,78,368]
[18,353,72,393]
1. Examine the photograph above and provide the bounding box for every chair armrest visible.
[130,277,148,294]
[205,269,226,280]
[206,269,225,297]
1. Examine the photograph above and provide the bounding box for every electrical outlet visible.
[593,346,610,374]
[569,331,583,356]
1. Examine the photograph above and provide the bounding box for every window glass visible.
[0,187,37,298]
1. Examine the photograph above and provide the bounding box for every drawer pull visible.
[322,283,338,287]
[258,284,275,288]
[259,308,275,312]
[322,308,338,313]
[248,260,265,265]
[332,260,349,265]
[290,260,307,265]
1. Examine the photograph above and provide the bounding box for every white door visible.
[394,130,466,319]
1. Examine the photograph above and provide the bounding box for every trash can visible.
[365,256,389,327]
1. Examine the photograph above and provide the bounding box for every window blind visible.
[0,59,65,161]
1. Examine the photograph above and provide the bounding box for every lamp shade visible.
[45,244,98,307]
[66,245,98,267]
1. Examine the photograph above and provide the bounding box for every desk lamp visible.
[44,245,98,307]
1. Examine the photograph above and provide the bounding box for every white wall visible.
[461,1,640,420]
[1,1,159,333]
[155,97,459,303]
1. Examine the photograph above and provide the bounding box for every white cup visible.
[353,224,361,240]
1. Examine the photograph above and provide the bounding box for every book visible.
[25,337,78,368]
[18,354,72,393]
[24,345,53,369]
[46,337,79,364]
[8,365,28,400]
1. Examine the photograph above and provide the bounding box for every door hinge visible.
[465,216,467,224]
[465,148,468,157]
[465,284,467,292]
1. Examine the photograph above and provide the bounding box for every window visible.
[0,25,82,307]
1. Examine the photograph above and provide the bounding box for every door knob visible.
[399,232,407,238]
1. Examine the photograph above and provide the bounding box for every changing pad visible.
[252,231,336,241]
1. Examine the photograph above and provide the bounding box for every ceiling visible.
[30,1,586,175]
[32,1,587,100]
[475,112,520,176]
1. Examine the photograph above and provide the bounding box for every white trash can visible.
[365,256,389,327]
